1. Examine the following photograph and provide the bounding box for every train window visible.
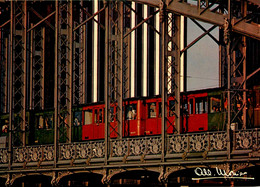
[37,115,53,129]
[73,111,82,126]
[126,104,137,120]
[195,98,208,114]
[95,109,103,123]
[84,110,92,125]
[45,115,53,129]
[169,100,175,117]
[210,96,221,113]
[189,99,194,114]
[148,102,157,118]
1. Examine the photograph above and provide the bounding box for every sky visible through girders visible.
[187,18,219,91]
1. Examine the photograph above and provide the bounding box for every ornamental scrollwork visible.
[235,130,253,150]
[129,138,146,156]
[189,134,209,152]
[28,146,42,162]
[0,148,8,164]
[111,139,128,157]
[76,142,92,159]
[60,144,76,160]
[147,137,162,155]
[13,147,27,163]
[92,141,105,158]
[210,132,227,151]
[168,134,188,153]
[43,145,54,161]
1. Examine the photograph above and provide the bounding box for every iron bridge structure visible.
[0,0,259,186]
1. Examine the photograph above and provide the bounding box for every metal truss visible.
[135,0,260,40]
[160,2,181,160]
[10,1,27,147]
[29,26,45,110]
[54,0,73,147]
[225,0,249,132]
[105,1,124,139]
[0,29,8,114]
[72,1,86,105]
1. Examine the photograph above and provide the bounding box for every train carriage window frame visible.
[210,96,221,113]
[94,109,103,124]
[73,111,82,126]
[148,102,157,118]
[126,104,137,120]
[36,114,53,130]
[84,109,93,125]
[195,97,208,114]
[189,98,194,115]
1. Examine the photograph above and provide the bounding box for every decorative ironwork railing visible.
[111,136,162,157]
[168,131,227,154]
[234,129,260,150]
[13,145,54,163]
[0,130,259,165]
[59,140,105,160]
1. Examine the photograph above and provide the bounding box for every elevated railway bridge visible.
[0,0,259,186]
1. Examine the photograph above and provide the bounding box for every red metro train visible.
[82,88,231,140]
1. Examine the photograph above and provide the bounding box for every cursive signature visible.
[194,167,248,178]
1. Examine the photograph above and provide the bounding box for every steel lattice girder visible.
[54,0,73,147]
[134,0,260,41]
[10,1,27,147]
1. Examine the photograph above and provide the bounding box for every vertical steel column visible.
[54,0,59,167]
[54,0,73,144]
[226,0,247,132]
[73,0,86,105]
[161,2,166,161]
[242,0,247,129]
[29,26,45,110]
[8,1,14,169]
[107,1,124,139]
[104,0,109,165]
[161,2,181,161]
[165,11,181,133]
[0,36,8,113]
[227,0,231,160]
[10,1,27,147]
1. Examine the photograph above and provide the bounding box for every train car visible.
[0,86,259,145]
[82,103,105,140]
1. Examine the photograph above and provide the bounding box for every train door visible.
[82,108,93,140]
[93,107,104,139]
[125,102,136,136]
[186,97,195,132]
[194,97,208,131]
[146,99,161,135]
[125,100,144,136]
[187,95,208,132]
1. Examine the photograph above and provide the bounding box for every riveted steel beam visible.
[134,0,260,40]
